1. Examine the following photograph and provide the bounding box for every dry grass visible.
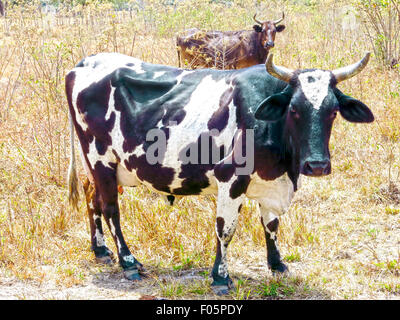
[0,0,399,299]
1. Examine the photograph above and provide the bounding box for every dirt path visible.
[0,276,144,300]
[0,269,210,300]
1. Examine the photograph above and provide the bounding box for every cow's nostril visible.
[304,162,313,173]
[302,161,331,176]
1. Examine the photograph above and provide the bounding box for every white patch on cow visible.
[260,211,278,240]
[111,74,236,193]
[153,71,166,78]
[71,96,88,132]
[109,219,116,236]
[201,172,218,195]
[117,164,140,187]
[298,70,332,110]
[267,29,271,40]
[122,255,136,264]
[93,213,106,247]
[82,53,145,75]
[105,88,115,121]
[105,88,127,158]
[132,144,146,157]
[218,253,229,278]
[109,219,122,253]
[115,144,145,187]
[176,70,194,85]
[86,140,115,170]
[247,173,295,216]
[160,76,236,191]
[297,175,302,189]
[108,216,135,260]
[213,92,237,147]
[128,61,145,75]
[95,229,106,247]
[77,142,94,183]
[214,176,245,278]
[88,201,94,210]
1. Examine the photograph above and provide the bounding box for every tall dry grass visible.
[0,0,399,298]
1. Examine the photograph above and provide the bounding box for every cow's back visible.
[177,28,265,69]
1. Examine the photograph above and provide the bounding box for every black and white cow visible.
[66,52,374,294]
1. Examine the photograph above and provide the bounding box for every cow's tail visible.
[177,48,181,68]
[176,36,181,68]
[68,109,80,211]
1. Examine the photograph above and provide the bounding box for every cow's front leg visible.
[93,164,143,280]
[82,177,114,264]
[259,204,288,273]
[211,191,244,295]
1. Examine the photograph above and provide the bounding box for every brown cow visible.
[176,12,285,70]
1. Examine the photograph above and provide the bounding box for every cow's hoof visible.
[270,262,289,274]
[212,285,232,296]
[95,255,114,265]
[94,248,115,265]
[135,261,145,272]
[124,267,142,281]
[211,276,234,295]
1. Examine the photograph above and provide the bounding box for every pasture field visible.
[0,0,399,299]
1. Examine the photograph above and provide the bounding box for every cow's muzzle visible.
[301,160,331,177]
[265,41,275,48]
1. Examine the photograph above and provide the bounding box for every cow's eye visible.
[290,108,300,119]
[331,111,338,119]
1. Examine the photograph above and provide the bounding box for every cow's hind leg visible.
[93,163,143,280]
[259,205,288,273]
[211,190,244,295]
[83,177,114,264]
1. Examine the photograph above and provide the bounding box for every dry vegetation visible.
[0,0,399,300]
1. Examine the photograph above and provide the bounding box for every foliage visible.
[356,0,400,67]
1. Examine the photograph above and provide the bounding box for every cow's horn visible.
[274,12,285,25]
[253,13,263,25]
[332,52,371,83]
[265,53,294,83]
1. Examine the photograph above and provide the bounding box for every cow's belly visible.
[116,163,219,196]
[246,173,297,216]
[116,164,168,194]
[116,164,141,187]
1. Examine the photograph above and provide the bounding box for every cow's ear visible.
[255,92,291,122]
[334,89,374,123]
[276,25,285,32]
[253,25,262,32]
[339,97,374,123]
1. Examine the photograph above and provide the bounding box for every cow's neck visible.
[248,31,267,61]
[284,133,300,191]
[248,109,300,191]
[232,67,300,189]
[256,32,267,62]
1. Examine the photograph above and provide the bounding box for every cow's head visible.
[255,53,374,177]
[253,12,286,49]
